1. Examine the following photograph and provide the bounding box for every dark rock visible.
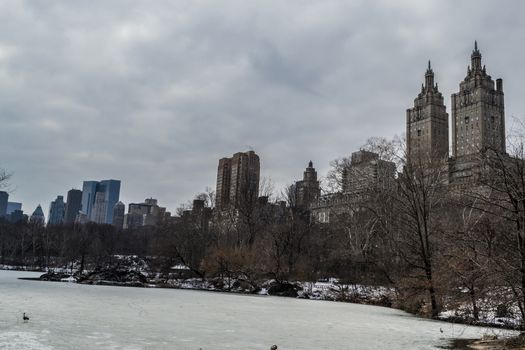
[39,271,71,282]
[268,282,301,297]
[77,268,148,287]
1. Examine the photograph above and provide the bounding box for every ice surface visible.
[0,270,515,349]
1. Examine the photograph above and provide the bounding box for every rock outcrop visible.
[76,268,148,287]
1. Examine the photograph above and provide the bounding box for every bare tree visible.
[0,167,11,189]
[463,137,525,325]
[380,154,448,317]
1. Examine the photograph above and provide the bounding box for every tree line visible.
[2,130,525,327]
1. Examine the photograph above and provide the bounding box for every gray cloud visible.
[0,0,524,216]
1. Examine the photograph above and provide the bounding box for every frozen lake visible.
[0,270,513,349]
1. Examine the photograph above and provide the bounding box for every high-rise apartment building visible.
[342,150,396,195]
[294,161,320,209]
[406,61,449,164]
[0,191,8,217]
[451,42,505,158]
[216,151,260,211]
[80,179,121,224]
[112,201,125,229]
[124,198,166,229]
[48,195,65,225]
[64,189,82,224]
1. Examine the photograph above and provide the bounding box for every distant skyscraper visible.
[48,195,65,225]
[6,202,22,215]
[81,179,121,224]
[0,191,8,217]
[64,189,82,224]
[124,198,166,229]
[112,201,125,229]
[81,181,98,219]
[29,205,45,226]
[90,191,108,224]
[216,151,260,211]
[294,161,320,209]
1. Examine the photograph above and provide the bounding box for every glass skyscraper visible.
[80,179,121,224]
[64,189,82,224]
[48,195,65,225]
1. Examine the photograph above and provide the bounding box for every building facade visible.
[406,61,449,164]
[342,150,396,195]
[451,41,505,158]
[310,150,396,223]
[48,195,65,225]
[64,189,82,224]
[124,198,166,229]
[80,179,121,224]
[112,201,125,229]
[294,161,321,209]
[216,151,260,211]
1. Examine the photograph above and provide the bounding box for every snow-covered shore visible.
[3,261,523,332]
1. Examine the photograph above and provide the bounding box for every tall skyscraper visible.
[29,205,45,226]
[216,151,260,211]
[112,201,125,229]
[294,161,320,209]
[64,189,82,224]
[406,61,449,164]
[48,195,65,225]
[0,191,8,217]
[81,181,98,219]
[80,179,121,224]
[451,41,505,157]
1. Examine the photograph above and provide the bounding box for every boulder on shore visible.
[267,282,301,297]
[39,271,72,282]
[76,268,148,287]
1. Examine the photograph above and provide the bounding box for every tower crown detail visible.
[471,40,482,71]
[425,60,434,90]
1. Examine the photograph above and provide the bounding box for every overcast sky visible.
[1,0,524,217]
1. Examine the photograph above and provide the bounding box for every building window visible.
[417,130,421,136]
[465,116,470,124]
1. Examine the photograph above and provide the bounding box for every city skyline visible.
[1,1,525,217]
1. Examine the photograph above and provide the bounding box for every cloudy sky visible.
[0,0,524,216]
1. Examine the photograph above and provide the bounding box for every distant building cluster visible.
[0,191,26,224]
[0,178,172,229]
[0,42,511,230]
[311,42,508,223]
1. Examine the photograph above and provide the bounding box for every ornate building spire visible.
[425,60,434,90]
[451,42,505,158]
[471,40,482,71]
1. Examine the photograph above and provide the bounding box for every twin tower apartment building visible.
[407,41,506,181]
